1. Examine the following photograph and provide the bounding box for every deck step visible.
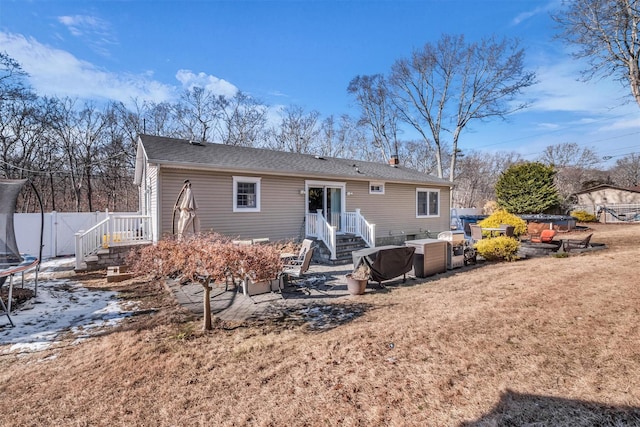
[312,234,369,265]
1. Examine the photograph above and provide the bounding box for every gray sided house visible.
[134,134,453,261]
[575,184,640,206]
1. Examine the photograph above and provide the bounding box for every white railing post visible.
[355,208,361,236]
[75,231,83,270]
[316,209,323,240]
[370,224,376,248]
[329,225,337,260]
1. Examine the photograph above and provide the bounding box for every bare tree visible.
[49,98,111,211]
[98,102,138,211]
[218,92,267,147]
[540,142,601,168]
[347,74,400,162]
[610,152,640,186]
[0,52,29,102]
[139,101,179,137]
[174,86,227,142]
[453,150,522,208]
[389,34,536,181]
[317,114,362,158]
[398,139,441,175]
[554,0,640,108]
[538,142,604,209]
[267,105,320,154]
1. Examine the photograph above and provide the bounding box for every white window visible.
[416,188,440,217]
[233,176,261,212]
[369,182,385,195]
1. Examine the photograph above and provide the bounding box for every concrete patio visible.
[166,262,421,323]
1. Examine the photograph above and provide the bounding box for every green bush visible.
[474,236,521,262]
[477,210,528,237]
[570,210,598,223]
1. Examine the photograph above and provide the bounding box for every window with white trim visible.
[233,176,261,212]
[369,182,385,195]
[416,188,440,217]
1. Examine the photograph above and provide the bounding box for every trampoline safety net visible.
[0,179,26,268]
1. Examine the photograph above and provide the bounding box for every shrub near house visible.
[129,233,283,330]
[475,236,520,262]
[477,210,527,237]
[475,210,523,261]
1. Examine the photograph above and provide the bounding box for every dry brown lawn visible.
[1,223,639,426]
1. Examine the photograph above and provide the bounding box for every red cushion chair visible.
[530,229,557,243]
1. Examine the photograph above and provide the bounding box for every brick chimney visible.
[389,154,399,166]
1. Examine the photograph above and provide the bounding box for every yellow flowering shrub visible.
[478,210,527,237]
[474,236,521,262]
[570,210,598,223]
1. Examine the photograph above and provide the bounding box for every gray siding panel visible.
[157,167,450,243]
[346,181,451,238]
[148,165,159,241]
[159,168,307,241]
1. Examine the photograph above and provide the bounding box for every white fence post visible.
[51,211,57,257]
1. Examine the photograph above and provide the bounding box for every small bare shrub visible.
[475,235,521,261]
[128,233,283,330]
[483,200,499,215]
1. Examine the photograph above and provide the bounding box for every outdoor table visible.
[481,227,507,237]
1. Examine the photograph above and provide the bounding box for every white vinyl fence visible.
[15,211,140,259]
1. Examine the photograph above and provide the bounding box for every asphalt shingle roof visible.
[575,184,640,195]
[140,134,453,187]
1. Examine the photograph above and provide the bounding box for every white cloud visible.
[598,116,640,131]
[511,0,561,26]
[526,57,632,115]
[58,15,104,36]
[0,31,176,105]
[536,122,561,130]
[175,69,238,98]
[57,14,117,57]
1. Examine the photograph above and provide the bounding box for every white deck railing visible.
[306,209,375,260]
[74,213,152,269]
[343,208,376,248]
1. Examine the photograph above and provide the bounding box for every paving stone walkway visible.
[166,263,360,322]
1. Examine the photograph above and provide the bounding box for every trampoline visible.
[0,179,44,327]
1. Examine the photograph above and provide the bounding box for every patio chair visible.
[500,224,515,237]
[282,239,313,264]
[530,229,556,244]
[562,233,593,252]
[282,247,317,294]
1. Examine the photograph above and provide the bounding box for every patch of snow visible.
[0,257,139,354]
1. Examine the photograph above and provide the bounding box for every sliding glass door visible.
[306,181,345,231]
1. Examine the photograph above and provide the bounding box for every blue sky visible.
[1,0,639,166]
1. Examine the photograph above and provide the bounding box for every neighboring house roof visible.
[574,184,640,195]
[137,134,453,187]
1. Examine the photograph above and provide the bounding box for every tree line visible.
[2,0,640,214]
